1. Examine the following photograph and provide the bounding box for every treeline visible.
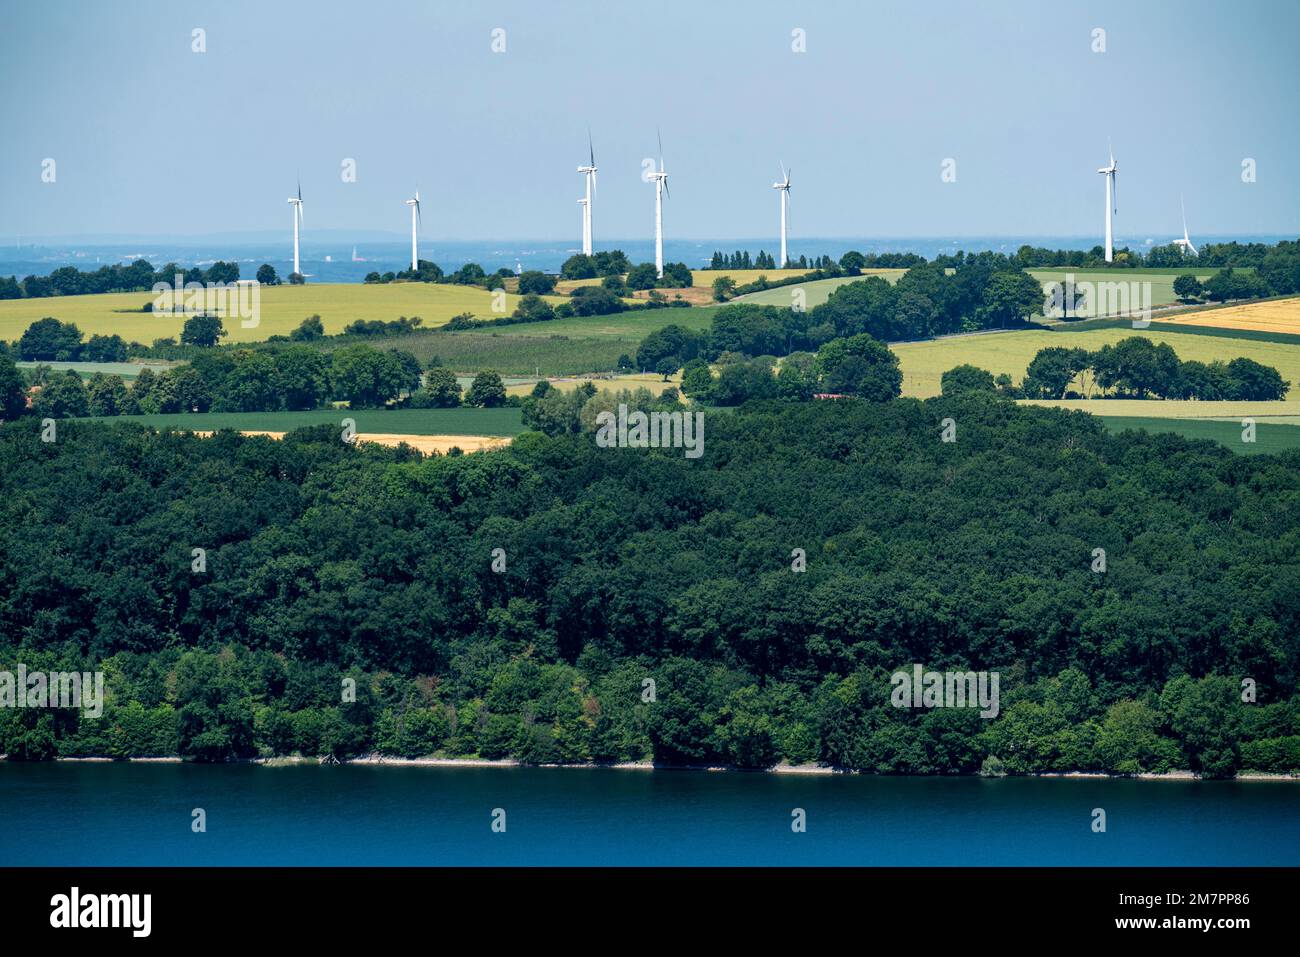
[9,313,418,366]
[10,314,243,363]
[701,240,1300,276]
[959,238,1300,274]
[364,259,518,288]
[705,250,932,272]
[1017,337,1290,401]
[0,344,514,419]
[0,259,249,300]
[708,250,782,270]
[6,645,1294,776]
[636,262,1048,374]
[559,250,632,279]
[1,400,1298,775]
[1173,268,1282,303]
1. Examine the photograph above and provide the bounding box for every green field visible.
[453,307,715,339]
[1028,268,1232,317]
[1097,415,1300,455]
[892,326,1300,399]
[733,269,906,307]
[302,331,624,376]
[1020,398,1300,420]
[353,307,720,376]
[729,267,1230,317]
[16,359,174,379]
[80,407,525,436]
[0,283,564,344]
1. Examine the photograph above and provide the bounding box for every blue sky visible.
[2,0,1297,242]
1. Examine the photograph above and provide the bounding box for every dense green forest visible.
[2,397,1298,775]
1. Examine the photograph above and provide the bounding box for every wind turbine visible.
[773,163,791,268]
[1097,143,1118,263]
[1172,195,1198,257]
[649,131,670,278]
[287,182,304,276]
[404,189,421,271]
[577,132,597,255]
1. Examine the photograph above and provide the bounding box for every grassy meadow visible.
[15,359,173,378]
[0,283,564,344]
[1028,268,1233,318]
[1096,415,1300,455]
[1021,398,1300,420]
[891,326,1300,400]
[731,267,1229,317]
[733,269,906,307]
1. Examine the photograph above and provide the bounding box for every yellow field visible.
[1163,297,1300,335]
[190,430,512,453]
[892,327,1300,399]
[503,372,680,398]
[1020,399,1300,420]
[690,268,815,287]
[0,283,564,344]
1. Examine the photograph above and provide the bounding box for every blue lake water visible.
[1,764,1297,866]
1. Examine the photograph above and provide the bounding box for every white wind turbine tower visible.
[405,189,421,270]
[1097,143,1118,263]
[577,132,597,255]
[773,163,791,268]
[287,182,304,276]
[649,131,670,278]
[1172,195,1198,257]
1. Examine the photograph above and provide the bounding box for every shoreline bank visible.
[12,753,1296,781]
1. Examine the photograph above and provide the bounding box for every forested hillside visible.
[2,397,1298,775]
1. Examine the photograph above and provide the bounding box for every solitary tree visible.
[465,370,507,407]
[180,314,225,348]
[940,364,997,397]
[290,314,325,341]
[424,368,463,407]
[517,271,556,295]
